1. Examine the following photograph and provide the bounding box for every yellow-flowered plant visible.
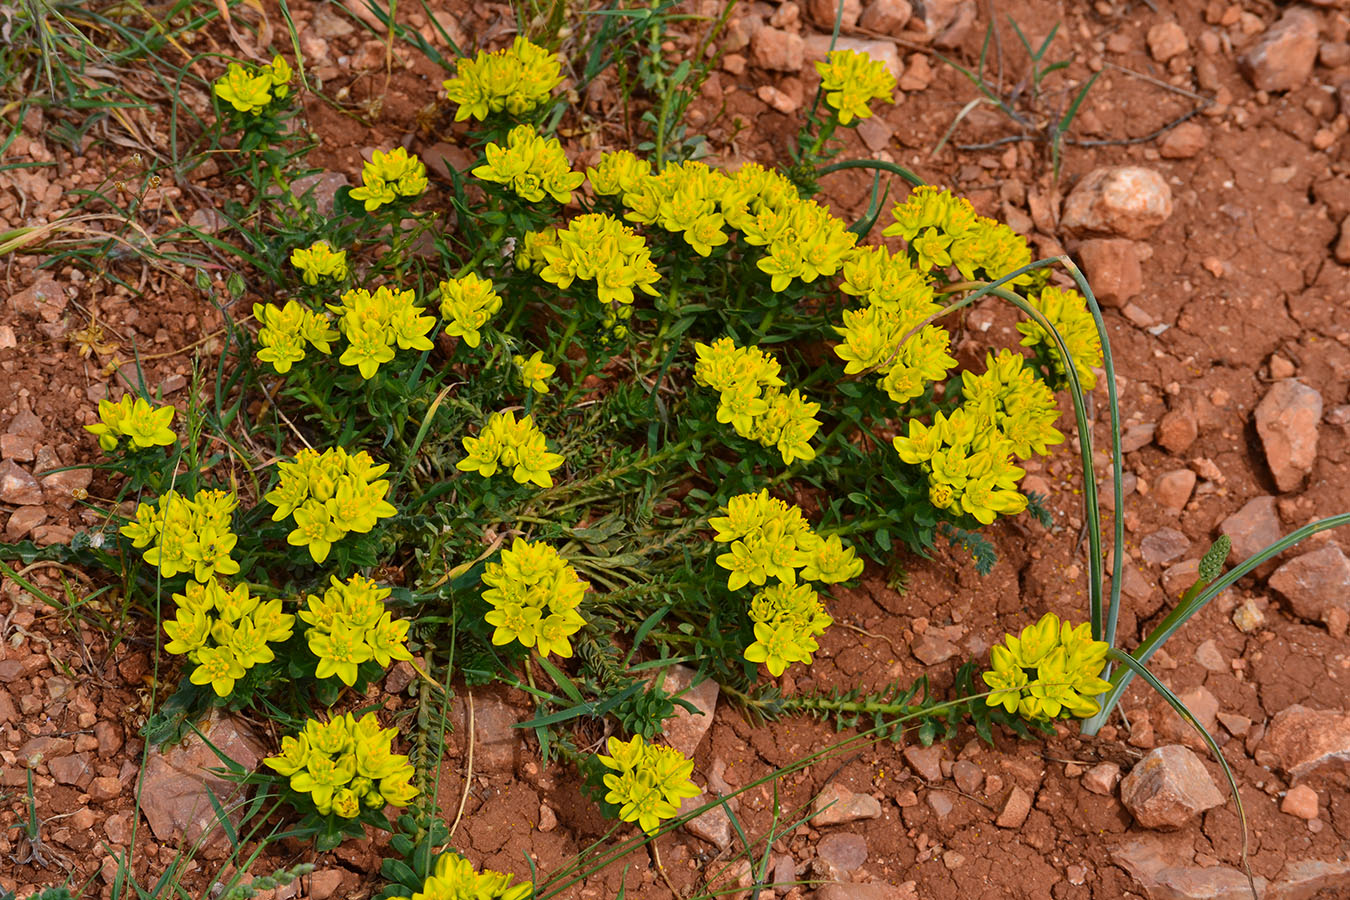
[882,186,1033,285]
[480,538,588,657]
[514,350,556,393]
[253,300,339,374]
[349,146,429,212]
[1017,285,1104,390]
[457,410,565,488]
[263,446,397,563]
[892,407,1028,525]
[622,159,733,257]
[412,853,533,900]
[815,49,896,124]
[472,124,585,204]
[85,395,176,452]
[163,578,294,697]
[298,573,412,685]
[213,55,291,115]
[587,149,654,198]
[331,286,436,379]
[438,273,502,348]
[961,349,1065,459]
[290,241,348,285]
[693,338,821,464]
[121,489,241,581]
[982,613,1112,719]
[443,36,563,122]
[264,712,418,818]
[537,213,661,312]
[598,734,700,834]
[745,581,833,676]
[710,489,862,591]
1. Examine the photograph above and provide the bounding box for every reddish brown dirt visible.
[3,0,1350,897]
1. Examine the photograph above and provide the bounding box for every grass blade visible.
[1107,648,1256,900]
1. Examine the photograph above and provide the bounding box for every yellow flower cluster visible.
[587,149,653,197]
[163,579,294,697]
[982,613,1112,719]
[457,410,564,488]
[815,49,896,124]
[349,147,428,212]
[833,245,956,404]
[961,349,1064,459]
[299,574,412,685]
[264,447,397,563]
[438,273,502,349]
[1017,286,1103,391]
[332,286,436,379]
[621,161,858,290]
[622,160,734,257]
[693,338,820,465]
[472,124,584,204]
[516,227,558,274]
[290,241,348,285]
[253,300,338,374]
[480,538,588,657]
[724,163,857,291]
[514,350,556,393]
[443,36,563,122]
[122,489,240,582]
[598,735,700,834]
[413,853,532,900]
[711,489,863,591]
[264,713,418,818]
[86,395,176,452]
[213,55,291,115]
[537,213,660,308]
[882,186,1032,284]
[892,407,1027,525]
[746,581,833,676]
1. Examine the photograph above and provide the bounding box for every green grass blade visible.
[1107,648,1257,900]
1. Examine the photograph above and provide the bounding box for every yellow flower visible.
[299,574,411,685]
[438,273,502,348]
[85,395,176,451]
[214,62,273,114]
[287,498,344,563]
[443,36,563,121]
[332,286,435,379]
[983,613,1111,720]
[513,351,556,393]
[1017,286,1103,391]
[457,410,564,488]
[190,645,246,697]
[599,735,698,834]
[537,213,660,308]
[290,241,348,285]
[472,124,585,204]
[815,49,896,124]
[479,538,588,656]
[350,146,428,212]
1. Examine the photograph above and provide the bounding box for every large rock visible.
[750,27,805,71]
[813,782,883,826]
[1077,238,1144,307]
[678,791,733,850]
[1061,167,1174,240]
[858,0,911,34]
[1257,705,1350,780]
[807,0,862,29]
[0,460,42,506]
[1268,545,1350,624]
[1119,745,1224,830]
[1239,8,1320,93]
[138,712,265,849]
[660,665,719,757]
[1219,496,1281,567]
[1112,835,1264,900]
[1255,380,1322,492]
